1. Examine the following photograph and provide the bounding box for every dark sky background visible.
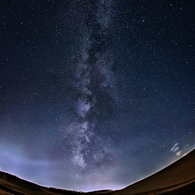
[0,0,194,192]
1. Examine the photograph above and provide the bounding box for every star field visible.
[0,0,194,192]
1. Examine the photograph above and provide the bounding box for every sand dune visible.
[113,149,195,195]
[0,149,194,195]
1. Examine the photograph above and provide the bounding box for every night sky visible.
[0,0,194,192]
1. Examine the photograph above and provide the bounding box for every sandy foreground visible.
[0,149,195,195]
[112,149,195,195]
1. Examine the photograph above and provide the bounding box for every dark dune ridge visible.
[0,149,195,195]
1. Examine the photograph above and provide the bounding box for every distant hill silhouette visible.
[0,149,195,195]
[114,149,195,195]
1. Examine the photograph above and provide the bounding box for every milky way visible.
[60,0,116,169]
